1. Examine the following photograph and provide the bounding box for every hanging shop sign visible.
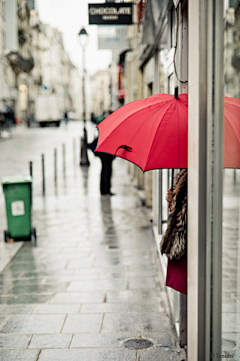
[88,3,133,25]
[98,26,128,50]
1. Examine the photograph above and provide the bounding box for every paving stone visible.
[10,284,68,294]
[66,259,94,269]
[128,277,156,290]
[29,334,72,349]
[71,332,173,349]
[222,302,239,313]
[74,269,100,276]
[0,285,13,293]
[102,313,166,333]
[0,334,31,349]
[7,294,51,304]
[50,291,105,304]
[222,332,240,344]
[32,304,80,314]
[71,332,137,348]
[0,296,12,304]
[21,270,76,278]
[0,273,21,279]
[222,313,240,333]
[80,303,159,314]
[140,332,173,347]
[136,347,186,360]
[0,305,34,315]
[106,290,158,303]
[128,265,155,272]
[11,278,44,285]
[5,264,48,272]
[41,274,99,283]
[0,350,40,361]
[0,315,66,334]
[7,263,67,272]
[67,279,127,292]
[62,314,103,333]
[38,348,136,361]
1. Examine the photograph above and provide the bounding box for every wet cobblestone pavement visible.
[0,123,186,360]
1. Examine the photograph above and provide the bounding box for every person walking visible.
[64,111,69,125]
[160,169,188,295]
[88,112,115,196]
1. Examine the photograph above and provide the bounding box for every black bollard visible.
[29,161,33,178]
[73,138,76,165]
[54,148,57,184]
[62,144,66,176]
[42,154,45,196]
[80,127,90,166]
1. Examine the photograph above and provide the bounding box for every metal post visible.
[234,169,237,184]
[62,144,66,176]
[29,161,33,178]
[188,1,224,359]
[80,44,90,166]
[54,148,57,184]
[73,138,76,165]
[178,2,188,349]
[41,154,45,196]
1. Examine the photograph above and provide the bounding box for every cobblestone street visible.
[0,123,186,361]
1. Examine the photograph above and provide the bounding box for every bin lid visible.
[1,175,32,186]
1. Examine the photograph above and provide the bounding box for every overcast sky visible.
[37,0,112,75]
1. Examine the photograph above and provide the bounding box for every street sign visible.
[98,26,129,50]
[88,3,133,25]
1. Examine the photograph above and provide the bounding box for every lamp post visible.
[78,27,90,166]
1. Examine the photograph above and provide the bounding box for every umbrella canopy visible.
[96,93,240,171]
[223,96,240,168]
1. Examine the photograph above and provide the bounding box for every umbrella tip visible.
[174,86,179,99]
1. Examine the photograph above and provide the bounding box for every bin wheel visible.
[4,230,10,243]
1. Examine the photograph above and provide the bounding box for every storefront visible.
[136,0,240,358]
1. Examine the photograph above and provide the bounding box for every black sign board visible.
[88,3,133,25]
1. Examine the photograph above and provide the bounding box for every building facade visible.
[90,69,111,117]
[124,0,240,358]
[0,0,81,126]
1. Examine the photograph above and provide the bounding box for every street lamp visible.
[78,27,90,166]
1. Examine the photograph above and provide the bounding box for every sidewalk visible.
[0,143,186,360]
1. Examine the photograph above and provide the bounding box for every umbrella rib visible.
[145,101,176,170]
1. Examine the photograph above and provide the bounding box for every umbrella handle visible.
[174,86,178,99]
[114,145,132,159]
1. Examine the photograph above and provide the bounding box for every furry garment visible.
[160,169,188,260]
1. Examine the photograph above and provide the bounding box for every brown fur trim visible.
[160,169,187,260]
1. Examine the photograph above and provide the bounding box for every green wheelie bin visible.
[1,175,36,243]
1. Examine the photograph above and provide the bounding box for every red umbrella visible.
[224,96,240,168]
[96,93,240,170]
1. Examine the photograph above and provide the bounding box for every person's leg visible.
[100,158,113,195]
[100,160,108,195]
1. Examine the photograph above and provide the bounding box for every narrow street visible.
[0,123,186,361]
